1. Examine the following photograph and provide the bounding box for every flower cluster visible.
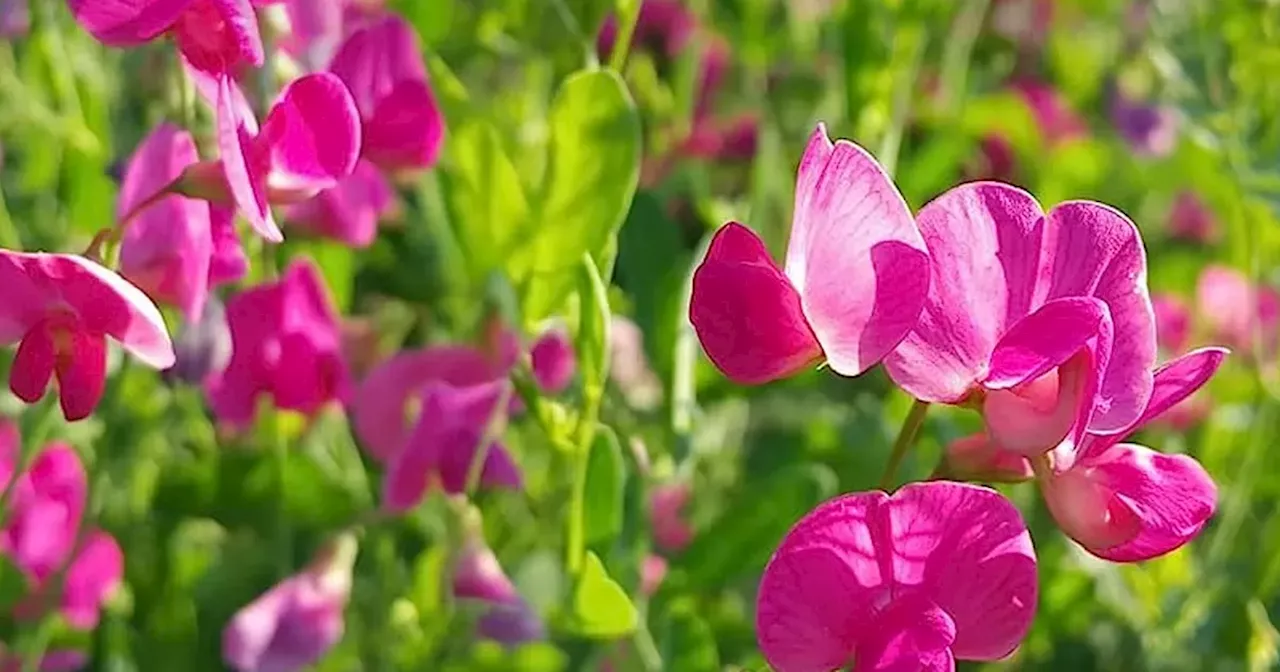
[689,123,1225,670]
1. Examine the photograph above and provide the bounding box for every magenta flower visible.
[0,649,88,672]
[206,259,350,427]
[1168,191,1220,244]
[1151,292,1191,356]
[119,123,246,321]
[689,124,930,384]
[757,482,1037,671]
[596,0,696,60]
[277,0,344,71]
[67,0,263,77]
[223,533,357,672]
[1110,92,1178,158]
[1196,264,1280,358]
[328,14,444,174]
[650,481,693,553]
[283,160,393,247]
[1037,347,1224,561]
[885,183,1156,456]
[1011,78,1087,146]
[0,250,174,421]
[380,379,521,512]
[0,0,28,38]
[1,443,124,629]
[640,554,667,596]
[530,327,576,394]
[452,533,520,605]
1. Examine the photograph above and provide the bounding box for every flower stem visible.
[566,384,604,577]
[463,382,515,496]
[878,399,930,491]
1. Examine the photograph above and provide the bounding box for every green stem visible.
[566,385,604,576]
[463,383,515,496]
[878,400,930,491]
[607,1,642,72]
[876,24,927,178]
[272,410,293,572]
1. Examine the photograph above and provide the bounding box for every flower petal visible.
[328,14,429,118]
[1037,201,1156,432]
[208,205,249,285]
[781,130,929,376]
[689,222,821,384]
[284,160,391,247]
[216,76,279,241]
[362,79,446,173]
[173,0,264,76]
[53,331,108,422]
[10,322,55,404]
[66,0,189,45]
[260,72,362,194]
[59,530,124,629]
[52,255,175,369]
[852,594,956,672]
[885,182,1045,403]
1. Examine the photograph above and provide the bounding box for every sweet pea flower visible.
[0,250,174,421]
[223,532,357,672]
[1195,265,1280,358]
[179,72,362,243]
[67,0,263,77]
[0,0,28,38]
[885,182,1157,457]
[1011,78,1087,146]
[2,443,124,629]
[283,159,393,247]
[380,379,521,512]
[119,123,246,321]
[206,259,350,427]
[1168,191,1219,244]
[1036,347,1224,561]
[1151,292,1191,355]
[757,481,1037,672]
[452,533,520,606]
[1110,93,1178,158]
[276,0,344,72]
[689,124,930,384]
[529,327,576,394]
[650,481,693,553]
[328,14,444,174]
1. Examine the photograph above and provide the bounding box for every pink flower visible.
[283,159,393,247]
[1010,78,1087,146]
[1195,265,1280,358]
[1037,347,1224,561]
[885,183,1156,457]
[756,481,1037,672]
[0,251,174,421]
[452,533,520,605]
[223,533,357,672]
[1110,92,1178,158]
[650,482,693,553]
[277,0,344,71]
[689,124,930,384]
[596,0,696,59]
[681,113,760,163]
[0,649,88,672]
[941,433,1035,483]
[1151,292,1190,355]
[640,554,667,596]
[328,15,444,174]
[180,72,362,243]
[379,379,521,512]
[530,328,576,394]
[0,0,28,38]
[67,0,263,77]
[206,259,350,427]
[608,316,662,410]
[1,443,124,629]
[118,123,246,321]
[1168,191,1219,244]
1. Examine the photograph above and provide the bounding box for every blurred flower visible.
[119,123,245,321]
[1168,191,1219,244]
[178,71,362,242]
[1151,292,1191,355]
[338,317,382,381]
[990,0,1054,48]
[277,0,344,71]
[163,296,233,386]
[650,481,693,552]
[1,442,124,629]
[328,14,444,175]
[681,113,760,163]
[690,124,930,384]
[284,160,393,247]
[608,316,662,410]
[530,328,576,394]
[596,0,696,59]
[1010,78,1087,145]
[380,379,520,512]
[1196,265,1280,359]
[1038,347,1224,561]
[452,532,519,605]
[969,135,1017,183]
[886,184,1155,457]
[223,532,357,672]
[0,0,28,38]
[1110,92,1177,158]
[640,554,667,596]
[477,600,545,648]
[0,250,175,421]
[0,648,88,672]
[756,482,1037,671]
[206,259,350,427]
[68,0,264,78]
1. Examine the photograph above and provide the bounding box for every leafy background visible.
[2,0,1280,669]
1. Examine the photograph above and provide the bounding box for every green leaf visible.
[582,426,626,549]
[0,554,31,612]
[656,600,719,672]
[439,119,530,284]
[288,239,355,313]
[575,253,612,392]
[566,551,638,639]
[515,69,641,320]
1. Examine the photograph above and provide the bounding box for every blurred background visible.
[2,0,1280,670]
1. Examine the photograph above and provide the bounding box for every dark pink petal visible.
[208,205,249,284]
[689,222,821,384]
[284,160,391,247]
[885,182,1045,403]
[983,297,1113,456]
[530,328,576,394]
[328,14,428,118]
[0,419,17,490]
[1043,443,1216,562]
[650,482,694,552]
[0,252,51,343]
[59,530,123,629]
[781,126,929,376]
[10,321,56,404]
[452,535,520,605]
[362,79,445,173]
[52,330,107,422]
[475,443,522,492]
[66,0,190,45]
[260,72,361,195]
[1037,200,1156,432]
[851,594,955,672]
[1168,190,1219,244]
[5,444,87,580]
[216,76,279,242]
[172,0,264,76]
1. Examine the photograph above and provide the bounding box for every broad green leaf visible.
[515,69,641,320]
[575,253,612,392]
[582,426,626,549]
[439,119,530,283]
[566,551,638,639]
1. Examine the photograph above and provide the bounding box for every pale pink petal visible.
[689,222,821,385]
[362,79,445,172]
[781,131,929,376]
[280,0,343,70]
[52,331,107,422]
[260,72,361,194]
[6,444,87,579]
[1045,443,1216,562]
[944,433,1033,483]
[216,76,279,242]
[222,575,300,671]
[1036,201,1156,432]
[781,125,835,278]
[885,182,1045,403]
[1196,265,1264,350]
[66,0,189,45]
[59,530,123,629]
